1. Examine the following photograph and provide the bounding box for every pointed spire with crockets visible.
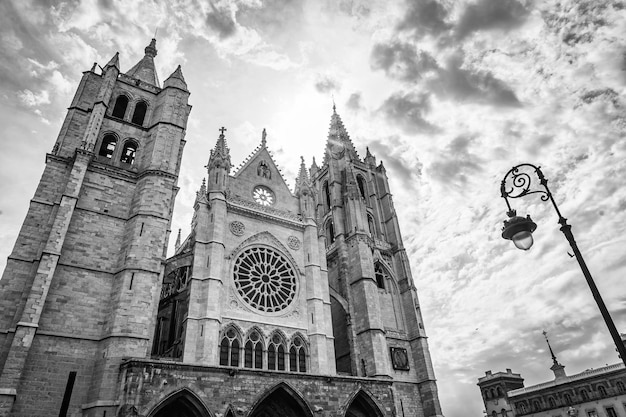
[324,105,359,164]
[175,228,182,250]
[364,146,377,167]
[126,38,160,87]
[295,156,311,196]
[207,127,232,172]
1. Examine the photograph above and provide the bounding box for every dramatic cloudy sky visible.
[1,0,625,416]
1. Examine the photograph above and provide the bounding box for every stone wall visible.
[118,359,428,417]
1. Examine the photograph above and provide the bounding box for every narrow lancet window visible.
[132,101,147,125]
[289,336,306,373]
[244,330,263,369]
[219,327,240,367]
[112,95,129,119]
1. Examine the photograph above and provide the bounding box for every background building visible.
[478,336,626,417]
[0,39,444,417]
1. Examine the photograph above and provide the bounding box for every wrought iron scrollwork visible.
[500,163,551,215]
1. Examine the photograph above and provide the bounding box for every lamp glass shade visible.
[512,230,534,250]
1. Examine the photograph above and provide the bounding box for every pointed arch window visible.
[267,333,286,371]
[548,397,556,408]
[598,385,607,397]
[496,386,503,396]
[356,175,367,200]
[98,135,117,159]
[501,409,507,417]
[120,140,138,165]
[374,262,389,290]
[244,330,263,369]
[289,336,306,373]
[563,393,572,404]
[131,101,147,126]
[325,219,335,246]
[323,181,331,211]
[112,95,129,119]
[517,403,527,414]
[617,381,625,393]
[367,214,376,237]
[219,327,240,367]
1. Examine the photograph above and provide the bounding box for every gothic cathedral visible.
[0,40,444,417]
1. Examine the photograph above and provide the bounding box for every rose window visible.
[253,186,274,206]
[233,247,297,313]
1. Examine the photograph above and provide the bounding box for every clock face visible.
[253,186,274,206]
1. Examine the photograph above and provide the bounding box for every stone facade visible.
[0,39,443,417]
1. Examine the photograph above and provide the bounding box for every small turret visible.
[103,52,120,72]
[310,157,319,178]
[206,127,232,192]
[164,65,188,91]
[364,146,376,168]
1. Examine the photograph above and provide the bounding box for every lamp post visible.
[500,163,626,367]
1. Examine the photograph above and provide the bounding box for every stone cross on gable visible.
[219,126,227,135]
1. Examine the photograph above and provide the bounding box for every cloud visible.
[455,0,530,39]
[346,92,363,111]
[336,0,371,18]
[314,75,340,93]
[17,89,50,107]
[206,1,237,39]
[368,136,422,187]
[1,31,23,51]
[370,42,439,82]
[427,51,521,107]
[396,0,450,39]
[378,91,438,133]
[427,135,483,185]
[236,0,305,39]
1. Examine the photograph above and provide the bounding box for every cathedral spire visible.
[324,105,359,164]
[543,330,567,380]
[126,38,160,87]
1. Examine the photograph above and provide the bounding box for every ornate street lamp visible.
[500,163,626,366]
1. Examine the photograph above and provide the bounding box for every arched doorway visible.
[149,388,211,417]
[249,384,313,417]
[345,391,384,417]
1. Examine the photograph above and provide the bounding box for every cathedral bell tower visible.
[0,39,191,417]
[313,106,444,416]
